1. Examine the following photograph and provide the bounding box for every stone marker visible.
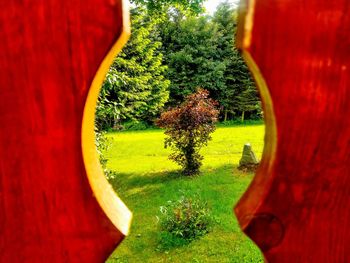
[238,143,259,171]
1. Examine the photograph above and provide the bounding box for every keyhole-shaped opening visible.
[89,0,270,261]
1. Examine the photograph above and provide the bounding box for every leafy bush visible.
[122,120,152,131]
[156,89,219,175]
[95,129,114,179]
[157,195,212,245]
[218,119,264,127]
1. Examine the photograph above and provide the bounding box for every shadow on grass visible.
[107,169,183,196]
[108,170,183,203]
[107,163,246,202]
[105,164,253,207]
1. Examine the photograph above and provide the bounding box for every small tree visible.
[156,89,219,175]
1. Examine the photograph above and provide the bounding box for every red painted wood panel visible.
[236,0,350,262]
[0,1,128,261]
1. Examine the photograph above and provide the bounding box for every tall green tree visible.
[130,0,204,14]
[160,13,226,106]
[96,7,170,130]
[159,2,260,120]
[212,1,260,121]
[236,84,261,121]
[96,1,262,129]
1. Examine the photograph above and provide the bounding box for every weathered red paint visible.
[1,0,349,262]
[236,0,350,262]
[0,1,125,262]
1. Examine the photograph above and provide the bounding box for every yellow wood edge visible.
[242,51,277,176]
[81,0,132,236]
[235,0,277,229]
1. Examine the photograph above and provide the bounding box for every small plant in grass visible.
[157,195,212,249]
[156,89,219,176]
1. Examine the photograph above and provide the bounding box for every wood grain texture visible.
[0,1,130,262]
[235,0,350,262]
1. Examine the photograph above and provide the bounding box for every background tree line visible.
[96,0,261,130]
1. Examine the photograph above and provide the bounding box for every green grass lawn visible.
[105,124,265,263]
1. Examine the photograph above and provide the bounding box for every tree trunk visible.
[184,133,199,176]
[224,110,228,122]
[241,111,245,122]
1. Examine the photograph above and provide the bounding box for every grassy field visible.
[105,124,265,263]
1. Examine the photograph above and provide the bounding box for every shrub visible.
[95,129,114,179]
[156,89,219,176]
[218,119,264,127]
[122,120,151,131]
[157,195,212,244]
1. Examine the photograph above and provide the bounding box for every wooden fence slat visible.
[236,0,350,262]
[0,1,130,261]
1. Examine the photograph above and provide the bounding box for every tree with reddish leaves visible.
[156,89,219,176]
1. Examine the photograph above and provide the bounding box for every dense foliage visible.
[130,0,205,14]
[212,2,260,121]
[158,195,212,244]
[156,89,219,175]
[96,7,170,130]
[96,0,261,130]
[160,14,226,105]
